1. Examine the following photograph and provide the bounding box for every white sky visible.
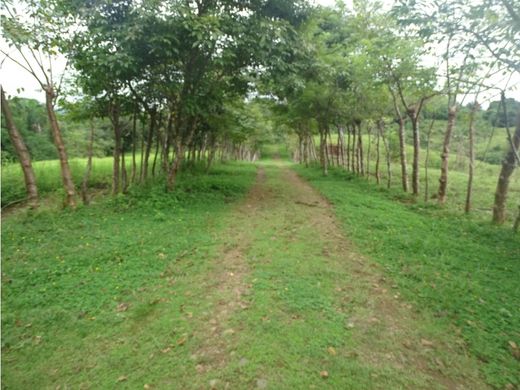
[1,0,519,105]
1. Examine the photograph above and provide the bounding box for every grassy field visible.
[295,164,520,388]
[1,162,257,388]
[2,143,519,388]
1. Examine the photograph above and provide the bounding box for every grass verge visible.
[294,164,520,388]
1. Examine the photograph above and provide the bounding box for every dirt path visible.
[187,161,487,389]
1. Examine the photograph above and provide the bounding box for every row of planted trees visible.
[1,0,302,207]
[270,1,520,227]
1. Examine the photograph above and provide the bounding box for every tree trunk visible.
[143,110,156,181]
[1,86,39,207]
[465,105,477,213]
[424,119,435,202]
[152,127,161,177]
[121,140,128,193]
[319,128,328,176]
[438,105,457,204]
[45,87,76,208]
[167,143,184,191]
[139,116,146,182]
[131,108,137,184]
[109,102,121,195]
[409,108,420,196]
[392,96,409,192]
[492,109,520,224]
[346,126,351,171]
[357,123,364,175]
[366,124,371,180]
[375,121,381,185]
[81,119,95,205]
[381,122,392,189]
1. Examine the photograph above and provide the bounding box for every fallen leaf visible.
[161,347,171,354]
[117,376,127,383]
[177,337,187,346]
[143,384,152,389]
[320,370,329,379]
[116,303,129,312]
[327,347,337,356]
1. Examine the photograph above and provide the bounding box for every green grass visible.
[294,164,520,388]
[1,156,115,207]
[1,162,257,389]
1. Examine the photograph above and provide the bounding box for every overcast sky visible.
[1,0,519,105]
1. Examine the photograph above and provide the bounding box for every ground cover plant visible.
[1,162,257,388]
[295,163,520,388]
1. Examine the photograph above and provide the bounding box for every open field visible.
[2,156,519,388]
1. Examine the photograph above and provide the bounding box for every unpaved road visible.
[185,161,487,389]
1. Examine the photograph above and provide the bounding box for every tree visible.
[1,86,39,207]
[1,1,77,207]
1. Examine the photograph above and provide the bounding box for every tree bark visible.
[45,87,76,208]
[1,86,39,207]
[109,102,121,195]
[319,128,328,176]
[357,122,364,176]
[143,110,156,181]
[438,105,457,204]
[465,105,477,213]
[424,119,435,202]
[409,107,420,196]
[366,124,371,180]
[380,122,392,189]
[81,119,95,205]
[391,93,409,192]
[375,121,381,185]
[492,109,520,224]
[131,108,137,184]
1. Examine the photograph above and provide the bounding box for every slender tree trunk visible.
[167,143,184,192]
[1,86,39,207]
[131,108,137,184]
[465,105,477,213]
[45,88,76,207]
[424,119,435,202]
[81,119,95,205]
[438,105,457,203]
[152,127,161,177]
[121,138,128,193]
[346,126,351,171]
[393,99,409,192]
[375,121,381,185]
[409,108,420,196]
[143,110,156,181]
[139,116,146,182]
[351,125,357,172]
[319,128,328,176]
[357,123,364,175]
[492,109,520,224]
[109,102,121,195]
[380,122,392,189]
[366,124,371,180]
